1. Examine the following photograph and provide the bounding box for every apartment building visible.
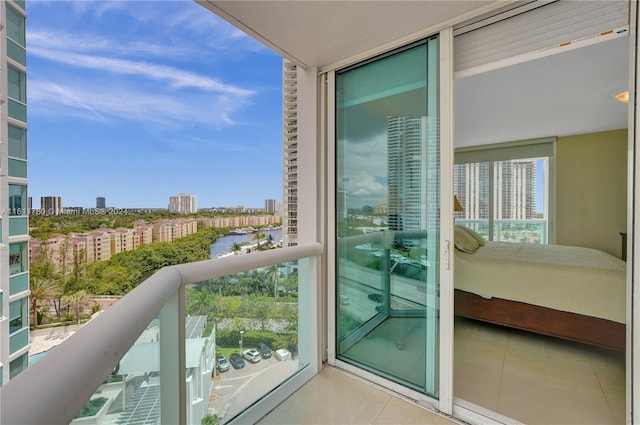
[168,193,197,214]
[283,59,298,246]
[2,0,28,384]
[40,196,62,215]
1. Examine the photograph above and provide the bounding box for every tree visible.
[253,232,266,251]
[61,290,88,323]
[30,278,56,327]
[231,242,242,255]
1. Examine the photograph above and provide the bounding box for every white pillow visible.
[454,226,480,254]
[457,225,485,246]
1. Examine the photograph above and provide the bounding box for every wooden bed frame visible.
[454,289,626,352]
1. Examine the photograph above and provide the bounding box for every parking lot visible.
[209,353,299,422]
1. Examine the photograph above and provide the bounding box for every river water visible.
[209,228,283,257]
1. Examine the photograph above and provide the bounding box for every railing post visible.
[159,285,186,425]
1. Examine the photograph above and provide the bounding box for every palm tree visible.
[30,279,56,327]
[61,290,88,324]
[253,232,266,251]
[231,242,242,255]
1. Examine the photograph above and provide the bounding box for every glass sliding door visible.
[335,36,440,396]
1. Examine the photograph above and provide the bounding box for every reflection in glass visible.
[336,37,440,396]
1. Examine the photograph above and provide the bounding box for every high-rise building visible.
[264,198,277,213]
[41,196,62,215]
[2,0,29,384]
[96,197,106,209]
[283,59,298,246]
[454,160,536,221]
[387,116,430,231]
[168,193,197,214]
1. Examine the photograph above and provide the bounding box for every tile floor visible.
[259,317,625,424]
[257,367,459,425]
[454,317,626,424]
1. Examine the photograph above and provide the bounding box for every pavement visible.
[209,355,300,421]
[30,323,84,355]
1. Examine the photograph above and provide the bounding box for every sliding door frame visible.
[325,26,456,414]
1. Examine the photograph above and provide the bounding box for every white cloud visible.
[29,46,254,97]
[28,78,247,129]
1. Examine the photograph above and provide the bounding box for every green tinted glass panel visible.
[9,298,27,334]
[8,67,26,102]
[8,125,27,159]
[8,159,27,178]
[8,185,26,216]
[10,0,25,12]
[8,99,27,122]
[7,40,26,66]
[6,5,25,46]
[336,37,440,396]
[9,354,27,379]
[10,273,28,295]
[9,216,28,235]
[10,329,28,354]
[10,242,27,275]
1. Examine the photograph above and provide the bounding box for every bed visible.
[453,226,627,351]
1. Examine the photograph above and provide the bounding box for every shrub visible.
[75,397,108,418]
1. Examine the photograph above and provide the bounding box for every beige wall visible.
[555,129,627,258]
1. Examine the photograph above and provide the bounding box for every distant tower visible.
[41,196,62,215]
[96,197,106,209]
[168,193,197,214]
[265,199,277,213]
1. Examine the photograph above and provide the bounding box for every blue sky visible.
[27,1,283,209]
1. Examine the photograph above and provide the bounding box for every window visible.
[8,125,27,159]
[9,354,27,380]
[10,242,27,275]
[9,298,27,333]
[454,138,554,243]
[8,184,27,216]
[6,5,25,47]
[8,66,26,103]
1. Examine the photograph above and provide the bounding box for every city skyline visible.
[27,1,284,208]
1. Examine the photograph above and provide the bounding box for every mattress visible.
[454,241,627,323]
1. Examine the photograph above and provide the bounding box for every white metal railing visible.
[0,242,323,425]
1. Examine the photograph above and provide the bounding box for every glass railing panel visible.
[455,219,489,239]
[456,219,547,244]
[9,273,28,295]
[9,328,28,354]
[67,315,161,425]
[8,158,27,178]
[9,216,28,236]
[7,39,26,66]
[494,219,547,244]
[8,99,27,123]
[186,259,306,425]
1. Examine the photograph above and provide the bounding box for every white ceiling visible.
[454,35,629,147]
[200,1,630,148]
[199,1,494,69]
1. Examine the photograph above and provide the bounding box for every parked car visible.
[216,355,230,373]
[242,349,261,363]
[229,352,245,369]
[257,343,272,359]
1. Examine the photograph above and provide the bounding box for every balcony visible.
[0,243,323,425]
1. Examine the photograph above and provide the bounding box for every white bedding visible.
[454,241,626,323]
